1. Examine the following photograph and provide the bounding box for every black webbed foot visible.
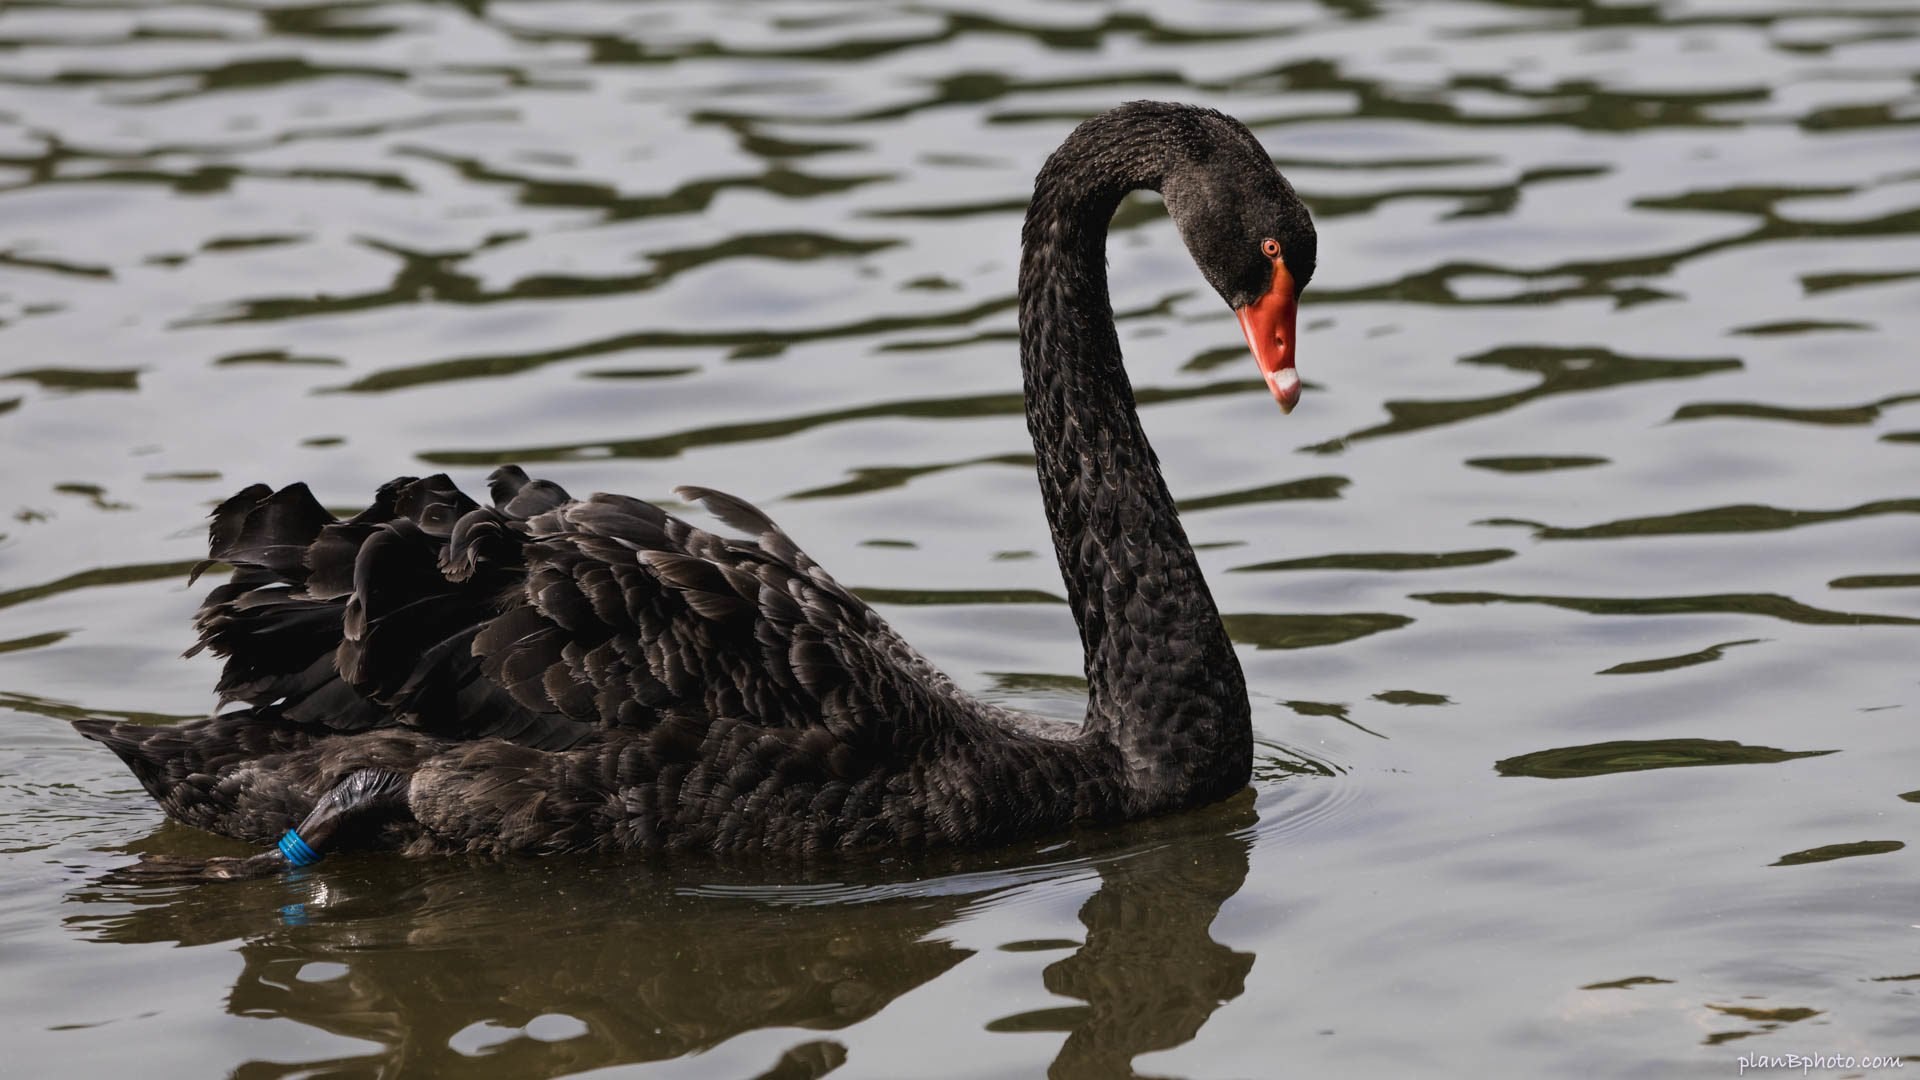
[115,850,288,883]
[114,768,411,885]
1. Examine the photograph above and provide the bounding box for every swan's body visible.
[79,102,1316,867]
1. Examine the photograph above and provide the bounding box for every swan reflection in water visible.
[65,794,1258,1079]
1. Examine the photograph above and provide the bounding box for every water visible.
[2,0,1918,1075]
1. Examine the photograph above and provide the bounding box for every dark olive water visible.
[3,1,1919,1076]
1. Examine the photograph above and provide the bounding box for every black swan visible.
[77,101,1315,874]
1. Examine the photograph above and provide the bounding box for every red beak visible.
[1235,260,1300,413]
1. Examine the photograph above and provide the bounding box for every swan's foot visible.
[116,768,412,885]
[117,850,288,883]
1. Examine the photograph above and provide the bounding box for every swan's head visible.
[1161,120,1317,413]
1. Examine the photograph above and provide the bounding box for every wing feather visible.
[186,467,973,765]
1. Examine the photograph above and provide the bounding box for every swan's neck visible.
[1017,114,1251,809]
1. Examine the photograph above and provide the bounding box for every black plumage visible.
[77,101,1317,865]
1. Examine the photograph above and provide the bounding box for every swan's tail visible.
[73,717,180,809]
[72,711,325,839]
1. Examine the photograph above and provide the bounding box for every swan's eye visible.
[1260,238,1280,258]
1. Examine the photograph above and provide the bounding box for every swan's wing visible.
[190,469,971,753]
[192,470,592,748]
[477,484,969,748]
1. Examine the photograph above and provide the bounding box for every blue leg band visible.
[277,829,321,867]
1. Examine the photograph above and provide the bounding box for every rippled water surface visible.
[4,1,1920,1076]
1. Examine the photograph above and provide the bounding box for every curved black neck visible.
[1017,106,1251,808]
